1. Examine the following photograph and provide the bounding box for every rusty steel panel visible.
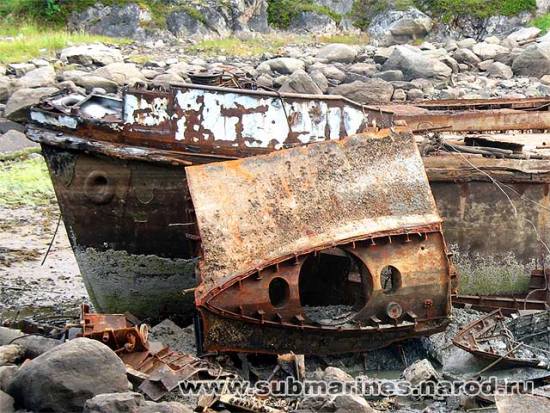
[187,131,441,285]
[187,131,452,354]
[123,84,395,152]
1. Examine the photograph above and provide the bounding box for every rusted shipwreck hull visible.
[26,84,550,321]
[187,131,452,354]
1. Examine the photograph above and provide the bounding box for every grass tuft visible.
[0,23,130,64]
[532,13,550,33]
[0,156,55,207]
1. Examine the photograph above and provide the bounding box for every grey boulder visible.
[8,338,128,412]
[257,57,305,75]
[5,87,59,122]
[60,44,123,66]
[383,46,452,81]
[279,70,323,94]
[15,65,56,89]
[332,79,394,104]
[0,390,14,413]
[512,43,550,78]
[316,43,358,63]
[93,63,146,85]
[83,392,193,413]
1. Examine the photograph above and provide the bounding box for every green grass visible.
[532,13,550,33]
[0,23,130,64]
[453,249,532,296]
[317,33,370,45]
[0,156,55,206]
[186,36,295,57]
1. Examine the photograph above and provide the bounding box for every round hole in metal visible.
[269,277,290,308]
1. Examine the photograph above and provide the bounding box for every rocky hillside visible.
[3,1,550,43]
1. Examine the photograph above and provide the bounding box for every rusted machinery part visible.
[187,131,452,354]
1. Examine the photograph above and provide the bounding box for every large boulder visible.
[0,76,11,102]
[93,63,146,85]
[257,57,305,75]
[452,48,482,66]
[15,65,56,89]
[60,44,123,66]
[316,43,358,63]
[486,62,514,79]
[334,394,377,413]
[507,27,542,43]
[368,8,432,46]
[0,365,18,392]
[5,87,58,122]
[0,345,23,367]
[331,79,394,103]
[512,43,550,78]
[289,12,338,33]
[231,0,269,33]
[471,42,509,60]
[69,3,152,39]
[279,70,323,94]
[7,338,128,412]
[383,46,452,81]
[0,390,14,413]
[83,392,193,413]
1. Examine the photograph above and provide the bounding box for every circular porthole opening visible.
[84,171,114,204]
[380,265,401,293]
[269,277,290,308]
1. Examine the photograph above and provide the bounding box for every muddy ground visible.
[0,202,88,323]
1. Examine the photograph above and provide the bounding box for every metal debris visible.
[186,130,453,354]
[453,310,550,370]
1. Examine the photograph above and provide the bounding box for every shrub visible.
[267,0,342,29]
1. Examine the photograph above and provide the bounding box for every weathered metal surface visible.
[75,305,235,401]
[453,310,550,369]
[187,131,452,354]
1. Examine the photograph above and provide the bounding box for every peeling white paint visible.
[30,110,79,129]
[128,89,368,149]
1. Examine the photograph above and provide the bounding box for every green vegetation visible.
[453,249,531,296]
[0,23,129,63]
[317,33,371,44]
[268,0,342,29]
[186,36,297,57]
[532,13,550,33]
[0,156,55,206]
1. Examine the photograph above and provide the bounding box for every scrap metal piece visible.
[453,310,550,370]
[187,131,453,355]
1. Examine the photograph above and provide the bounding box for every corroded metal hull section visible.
[186,132,452,354]
[40,144,198,321]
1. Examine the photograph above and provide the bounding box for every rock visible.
[0,76,11,103]
[383,46,452,81]
[368,8,432,46]
[72,75,118,93]
[334,394,376,413]
[316,44,358,63]
[348,63,376,76]
[15,65,56,89]
[166,10,212,38]
[139,401,193,413]
[60,44,123,66]
[332,79,394,104]
[507,27,542,43]
[472,42,509,60]
[402,359,440,386]
[69,3,152,39]
[441,56,459,73]
[83,392,144,413]
[541,74,550,85]
[7,63,35,77]
[477,60,495,71]
[5,87,58,122]
[83,392,193,413]
[318,65,346,83]
[0,390,14,413]
[258,57,305,75]
[485,36,501,45]
[407,88,424,100]
[392,88,406,101]
[289,12,337,33]
[486,62,514,79]
[310,70,329,93]
[0,365,17,392]
[512,43,550,78]
[8,338,128,412]
[453,48,482,66]
[93,63,145,85]
[0,345,23,367]
[373,47,394,64]
[457,38,477,49]
[152,73,186,87]
[0,327,60,359]
[322,366,353,382]
[279,70,322,94]
[256,74,273,88]
[373,70,404,82]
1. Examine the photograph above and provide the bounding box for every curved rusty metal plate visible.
[186,131,441,289]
